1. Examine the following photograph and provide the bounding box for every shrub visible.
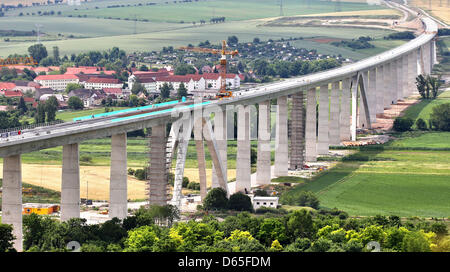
[429,103,450,131]
[187,182,200,191]
[182,177,189,188]
[134,168,147,180]
[80,155,93,163]
[127,168,135,176]
[296,191,320,209]
[228,192,253,212]
[393,117,413,132]
[254,189,269,196]
[203,188,228,210]
[415,118,427,130]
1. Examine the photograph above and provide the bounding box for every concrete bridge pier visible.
[305,87,317,162]
[61,143,80,222]
[2,155,23,252]
[148,124,169,206]
[383,63,392,109]
[375,66,384,115]
[367,68,377,124]
[402,55,409,98]
[396,58,404,101]
[256,100,272,185]
[351,77,358,141]
[274,96,288,176]
[290,92,305,169]
[358,71,369,129]
[392,60,399,105]
[236,105,251,192]
[212,109,228,188]
[317,84,329,155]
[329,82,340,146]
[340,78,351,141]
[109,133,128,219]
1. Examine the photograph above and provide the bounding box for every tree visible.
[28,44,48,64]
[401,231,432,252]
[393,117,414,132]
[160,82,171,99]
[228,192,253,212]
[227,35,238,45]
[45,96,59,122]
[174,63,196,75]
[35,102,46,124]
[52,46,60,63]
[68,96,84,110]
[139,64,149,71]
[203,187,228,210]
[124,226,159,252]
[415,118,427,130]
[0,224,16,252]
[65,83,83,94]
[429,103,450,131]
[18,96,28,113]
[287,210,315,239]
[177,82,188,99]
[131,81,147,95]
[427,75,441,99]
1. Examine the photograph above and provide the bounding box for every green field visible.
[281,134,450,218]
[401,90,450,128]
[0,0,398,59]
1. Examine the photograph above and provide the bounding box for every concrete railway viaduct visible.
[0,9,438,251]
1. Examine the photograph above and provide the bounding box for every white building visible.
[84,77,123,90]
[251,196,279,210]
[128,75,157,94]
[34,74,80,91]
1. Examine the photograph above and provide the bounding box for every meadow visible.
[281,134,450,218]
[0,0,398,59]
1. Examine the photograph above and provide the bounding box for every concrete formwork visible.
[305,88,317,162]
[274,96,289,176]
[109,133,128,219]
[290,92,305,169]
[317,84,329,155]
[2,155,23,251]
[61,143,80,222]
[256,100,272,184]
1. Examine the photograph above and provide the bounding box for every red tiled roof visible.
[134,71,170,77]
[86,77,120,84]
[155,75,191,83]
[35,74,79,81]
[0,82,16,90]
[3,90,23,97]
[23,97,35,103]
[103,88,122,94]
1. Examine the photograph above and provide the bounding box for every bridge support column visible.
[317,84,329,155]
[212,109,227,188]
[375,66,384,114]
[431,39,437,66]
[194,118,208,200]
[383,63,392,108]
[340,78,351,141]
[290,92,305,169]
[256,101,272,184]
[109,133,127,219]
[148,124,168,206]
[358,71,368,129]
[368,68,377,124]
[2,155,23,252]
[402,55,409,98]
[61,143,80,221]
[391,60,398,105]
[351,77,357,141]
[305,88,317,162]
[236,105,251,192]
[409,51,418,94]
[274,96,288,176]
[329,82,340,146]
[396,58,403,101]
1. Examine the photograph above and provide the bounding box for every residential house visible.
[34,88,55,100]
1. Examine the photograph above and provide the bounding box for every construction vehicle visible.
[179,40,238,99]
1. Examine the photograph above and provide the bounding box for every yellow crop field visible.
[411,0,450,24]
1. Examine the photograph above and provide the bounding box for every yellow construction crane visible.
[179,40,238,98]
